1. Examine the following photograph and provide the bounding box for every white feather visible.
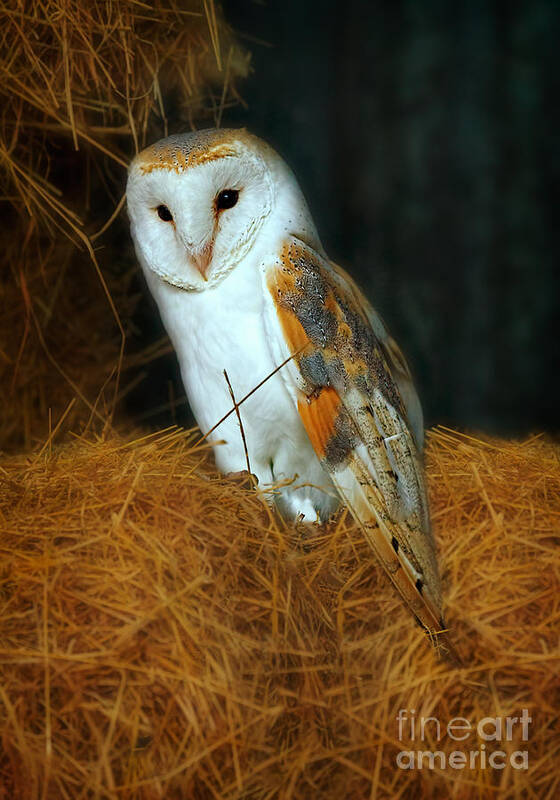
[127,130,337,519]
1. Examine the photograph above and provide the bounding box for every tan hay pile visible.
[0,0,249,451]
[0,426,558,799]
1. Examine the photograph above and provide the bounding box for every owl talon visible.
[225,470,259,488]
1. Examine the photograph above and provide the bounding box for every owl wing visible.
[328,259,425,451]
[263,236,455,659]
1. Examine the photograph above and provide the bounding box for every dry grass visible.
[0,0,249,452]
[0,425,558,799]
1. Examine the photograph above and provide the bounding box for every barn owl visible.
[127,128,455,659]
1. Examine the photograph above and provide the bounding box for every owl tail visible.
[329,463,463,667]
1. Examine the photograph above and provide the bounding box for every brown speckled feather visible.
[266,237,456,659]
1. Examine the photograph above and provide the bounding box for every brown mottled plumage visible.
[268,238,456,660]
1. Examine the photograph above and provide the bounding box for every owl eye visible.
[156,204,173,222]
[216,189,239,211]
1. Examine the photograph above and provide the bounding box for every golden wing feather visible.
[266,237,457,661]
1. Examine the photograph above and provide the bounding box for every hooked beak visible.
[191,240,214,281]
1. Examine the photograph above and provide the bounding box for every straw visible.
[0,424,558,798]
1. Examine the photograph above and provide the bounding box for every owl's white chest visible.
[143,255,337,520]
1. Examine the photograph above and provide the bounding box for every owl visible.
[127,128,455,659]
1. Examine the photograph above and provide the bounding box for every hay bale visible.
[0,0,249,452]
[0,426,558,798]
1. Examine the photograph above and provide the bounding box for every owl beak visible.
[191,241,213,281]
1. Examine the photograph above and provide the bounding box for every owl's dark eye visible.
[156,204,173,222]
[216,189,239,211]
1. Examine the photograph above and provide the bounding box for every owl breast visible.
[142,257,338,521]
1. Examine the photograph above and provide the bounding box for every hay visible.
[0,425,558,798]
[0,0,249,452]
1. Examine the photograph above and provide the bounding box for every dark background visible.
[129,0,559,436]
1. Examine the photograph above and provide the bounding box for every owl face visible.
[127,129,277,290]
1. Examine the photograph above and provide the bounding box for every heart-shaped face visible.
[127,128,281,291]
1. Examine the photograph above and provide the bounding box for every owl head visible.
[127,128,321,291]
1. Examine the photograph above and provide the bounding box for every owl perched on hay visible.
[127,129,454,657]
